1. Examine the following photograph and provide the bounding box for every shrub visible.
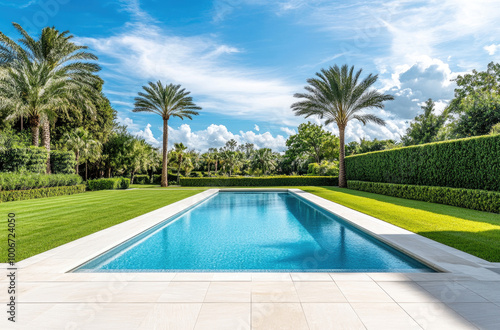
[86,177,130,191]
[0,147,48,173]
[134,175,150,184]
[348,181,500,213]
[152,174,161,184]
[308,160,339,176]
[50,150,77,174]
[0,173,82,191]
[0,185,86,203]
[180,176,338,187]
[345,134,500,191]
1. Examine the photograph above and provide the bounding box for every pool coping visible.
[10,188,499,280]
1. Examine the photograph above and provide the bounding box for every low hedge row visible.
[86,177,131,191]
[133,174,150,184]
[180,176,339,187]
[0,172,82,191]
[0,185,86,202]
[348,180,500,213]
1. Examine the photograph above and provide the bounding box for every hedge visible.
[0,185,86,202]
[180,176,339,187]
[50,150,77,174]
[345,134,500,191]
[86,177,131,191]
[133,174,150,184]
[0,172,82,191]
[348,181,500,213]
[0,147,48,173]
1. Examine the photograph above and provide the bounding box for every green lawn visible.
[0,189,205,262]
[1,185,499,263]
[301,186,500,262]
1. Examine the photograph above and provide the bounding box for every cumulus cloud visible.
[254,124,260,131]
[484,44,500,55]
[280,127,296,136]
[134,124,161,147]
[168,124,287,152]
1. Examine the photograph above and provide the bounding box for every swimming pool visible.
[74,192,434,272]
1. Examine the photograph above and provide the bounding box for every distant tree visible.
[292,65,393,187]
[225,139,238,151]
[173,142,188,184]
[133,82,201,187]
[285,122,338,164]
[452,92,500,137]
[346,138,398,155]
[251,148,277,175]
[490,123,500,135]
[401,99,447,145]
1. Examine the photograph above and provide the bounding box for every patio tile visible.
[335,281,394,303]
[252,303,309,330]
[368,273,410,282]
[82,303,151,330]
[293,281,347,303]
[251,273,292,282]
[350,302,422,329]
[399,303,476,329]
[106,282,168,302]
[251,281,300,302]
[140,303,202,329]
[329,273,373,281]
[447,302,500,329]
[455,281,500,303]
[204,282,252,302]
[195,303,250,330]
[157,282,210,302]
[416,281,488,303]
[212,273,252,281]
[301,303,365,329]
[291,272,333,281]
[377,281,440,303]
[173,273,216,281]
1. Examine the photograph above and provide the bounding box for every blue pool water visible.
[75,192,434,272]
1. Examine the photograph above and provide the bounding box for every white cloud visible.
[134,124,161,147]
[484,44,500,55]
[254,124,260,131]
[168,124,287,152]
[280,127,296,136]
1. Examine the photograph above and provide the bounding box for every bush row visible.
[348,181,500,213]
[180,176,339,187]
[86,177,130,191]
[0,185,86,203]
[50,150,77,174]
[0,147,77,174]
[345,134,500,191]
[0,172,82,191]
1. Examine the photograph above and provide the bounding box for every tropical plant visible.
[402,99,447,146]
[79,131,101,181]
[63,128,88,175]
[173,142,188,184]
[291,64,393,187]
[0,23,101,173]
[133,82,201,186]
[251,148,277,176]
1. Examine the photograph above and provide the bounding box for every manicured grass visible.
[0,189,205,262]
[130,184,161,188]
[301,186,500,262]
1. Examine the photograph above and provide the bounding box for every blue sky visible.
[2,0,500,151]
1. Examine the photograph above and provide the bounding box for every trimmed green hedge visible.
[50,150,77,174]
[348,181,500,213]
[180,176,339,187]
[86,177,131,191]
[0,185,86,202]
[0,173,82,191]
[134,174,150,184]
[0,147,48,173]
[345,135,500,191]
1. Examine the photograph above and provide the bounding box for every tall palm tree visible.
[133,82,201,187]
[292,65,393,188]
[80,133,101,181]
[64,127,87,175]
[173,142,188,184]
[202,152,212,175]
[0,24,100,173]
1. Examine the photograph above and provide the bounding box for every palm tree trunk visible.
[108,167,112,178]
[75,152,79,175]
[161,118,169,187]
[338,126,347,188]
[42,120,51,174]
[29,115,40,147]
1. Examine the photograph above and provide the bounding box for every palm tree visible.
[202,152,212,175]
[80,133,101,181]
[251,148,277,176]
[64,128,87,175]
[173,142,188,184]
[133,82,201,187]
[0,24,100,173]
[292,65,393,188]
